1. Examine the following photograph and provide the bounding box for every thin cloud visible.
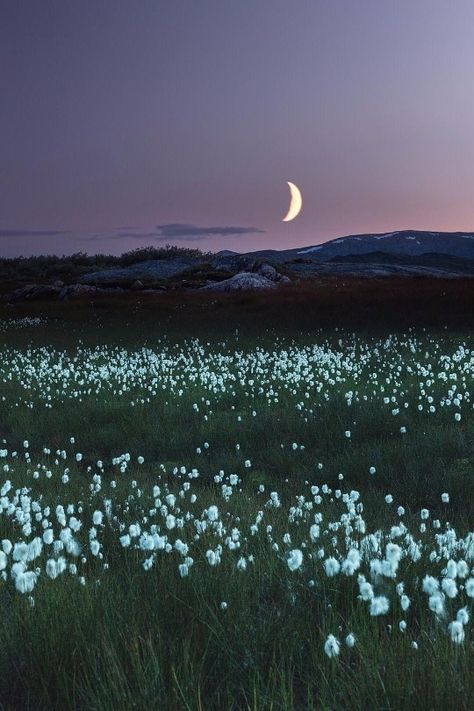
[117,232,163,239]
[156,223,265,238]
[0,229,69,237]
[84,224,265,242]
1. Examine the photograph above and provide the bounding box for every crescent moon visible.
[282,181,302,222]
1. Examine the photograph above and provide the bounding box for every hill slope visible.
[245,230,474,262]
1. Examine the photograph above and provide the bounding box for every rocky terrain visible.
[4,230,474,302]
[3,260,290,301]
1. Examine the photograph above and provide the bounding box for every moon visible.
[282,181,302,222]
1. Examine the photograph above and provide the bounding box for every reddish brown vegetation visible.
[2,276,473,336]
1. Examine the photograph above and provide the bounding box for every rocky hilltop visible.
[4,230,474,301]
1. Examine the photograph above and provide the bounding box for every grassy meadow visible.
[1,281,474,709]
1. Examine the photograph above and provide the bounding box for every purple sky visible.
[2,1,474,257]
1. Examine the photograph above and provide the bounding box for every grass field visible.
[1,282,474,710]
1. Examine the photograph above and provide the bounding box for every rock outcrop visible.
[7,284,62,301]
[200,272,278,292]
[59,284,99,300]
[3,259,291,301]
[80,258,197,285]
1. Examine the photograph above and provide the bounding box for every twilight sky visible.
[2,1,474,257]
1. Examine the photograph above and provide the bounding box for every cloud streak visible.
[83,224,266,242]
[116,232,163,239]
[155,223,265,238]
[0,229,69,237]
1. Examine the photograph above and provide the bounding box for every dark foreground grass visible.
[2,549,474,711]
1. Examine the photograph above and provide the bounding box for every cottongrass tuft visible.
[324,634,340,658]
[324,557,340,577]
[287,549,303,572]
[370,596,390,616]
[448,621,465,644]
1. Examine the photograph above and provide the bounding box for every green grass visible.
[0,296,474,709]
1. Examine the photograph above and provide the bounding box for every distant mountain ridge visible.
[244,230,474,262]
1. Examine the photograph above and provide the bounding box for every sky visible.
[2,0,474,257]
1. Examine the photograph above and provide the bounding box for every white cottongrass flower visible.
[207,505,219,522]
[324,557,340,577]
[456,607,469,625]
[448,620,465,644]
[445,559,457,579]
[15,571,37,594]
[465,578,474,597]
[457,561,469,579]
[237,557,247,571]
[370,596,390,616]
[345,633,356,648]
[287,549,303,572]
[441,577,458,599]
[120,534,131,548]
[400,595,410,611]
[92,510,103,526]
[428,593,445,617]
[166,514,176,530]
[324,634,340,658]
[385,543,402,564]
[422,575,439,595]
[13,542,28,562]
[43,529,54,545]
[206,550,219,566]
[143,556,154,571]
[178,563,189,578]
[27,538,42,562]
[46,557,66,579]
[341,548,360,575]
[359,581,375,602]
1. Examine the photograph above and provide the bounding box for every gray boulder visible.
[59,284,98,300]
[200,272,277,292]
[257,263,278,281]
